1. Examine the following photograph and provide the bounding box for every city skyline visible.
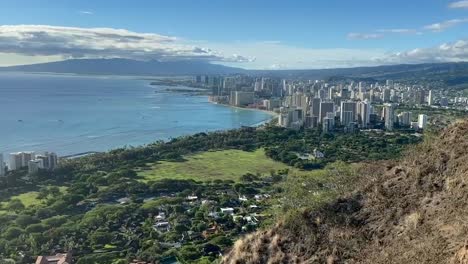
[0,0,468,69]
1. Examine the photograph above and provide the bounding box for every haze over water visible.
[0,73,272,156]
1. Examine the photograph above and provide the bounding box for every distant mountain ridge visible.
[0,58,246,76]
[2,59,468,87]
[253,61,468,80]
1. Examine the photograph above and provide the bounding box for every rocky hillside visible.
[223,120,468,264]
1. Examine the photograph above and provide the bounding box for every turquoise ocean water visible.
[0,73,272,156]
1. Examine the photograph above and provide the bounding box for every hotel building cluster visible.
[202,76,433,133]
[0,151,58,176]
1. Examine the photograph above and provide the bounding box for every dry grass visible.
[223,119,468,264]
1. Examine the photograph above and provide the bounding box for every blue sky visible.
[0,0,468,69]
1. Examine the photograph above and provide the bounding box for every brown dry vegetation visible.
[223,119,468,264]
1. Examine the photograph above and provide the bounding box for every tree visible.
[90,231,113,248]
[25,223,45,233]
[202,243,220,255]
[6,199,24,213]
[174,224,189,234]
[178,245,202,261]
[209,236,232,248]
[15,215,40,228]
[3,227,23,240]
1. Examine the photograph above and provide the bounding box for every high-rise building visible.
[9,153,22,171]
[382,88,391,102]
[254,79,262,92]
[428,90,434,106]
[28,159,44,174]
[340,101,356,127]
[318,89,326,100]
[264,99,281,111]
[319,101,334,123]
[358,82,365,92]
[418,114,428,130]
[328,87,334,100]
[305,115,319,129]
[310,98,321,118]
[357,101,371,128]
[0,154,5,176]
[415,90,426,105]
[340,88,350,99]
[35,152,58,170]
[386,80,394,87]
[9,151,35,171]
[231,91,254,106]
[383,103,395,131]
[398,112,412,127]
[440,97,449,107]
[341,111,354,127]
[322,114,335,134]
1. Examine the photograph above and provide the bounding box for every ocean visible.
[0,73,273,156]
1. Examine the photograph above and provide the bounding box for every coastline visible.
[60,103,278,158]
[207,100,279,124]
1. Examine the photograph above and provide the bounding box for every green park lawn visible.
[138,148,290,182]
[10,191,42,207]
[0,186,68,214]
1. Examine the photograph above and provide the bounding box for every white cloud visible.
[383,39,468,64]
[349,18,468,40]
[207,41,388,69]
[0,25,251,63]
[79,11,94,15]
[1,25,468,70]
[449,1,468,9]
[210,39,468,69]
[424,19,468,32]
[376,28,421,35]
[347,32,384,40]
[347,29,421,40]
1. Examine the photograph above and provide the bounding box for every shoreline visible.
[207,100,279,123]
[207,100,279,117]
[57,104,278,158]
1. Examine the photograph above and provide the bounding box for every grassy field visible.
[0,186,68,214]
[10,191,42,207]
[138,148,290,182]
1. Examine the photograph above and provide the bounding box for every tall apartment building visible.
[340,101,356,127]
[310,98,321,118]
[230,91,254,106]
[341,111,354,128]
[319,101,334,123]
[322,112,336,133]
[428,90,434,106]
[9,151,35,171]
[398,111,412,127]
[415,90,426,105]
[382,88,391,102]
[383,103,395,131]
[28,159,44,174]
[418,114,428,130]
[35,152,58,170]
[357,101,371,128]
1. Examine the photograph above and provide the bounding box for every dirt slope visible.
[223,120,468,264]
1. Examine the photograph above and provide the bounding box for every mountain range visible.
[0,59,246,76]
[2,59,468,88]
